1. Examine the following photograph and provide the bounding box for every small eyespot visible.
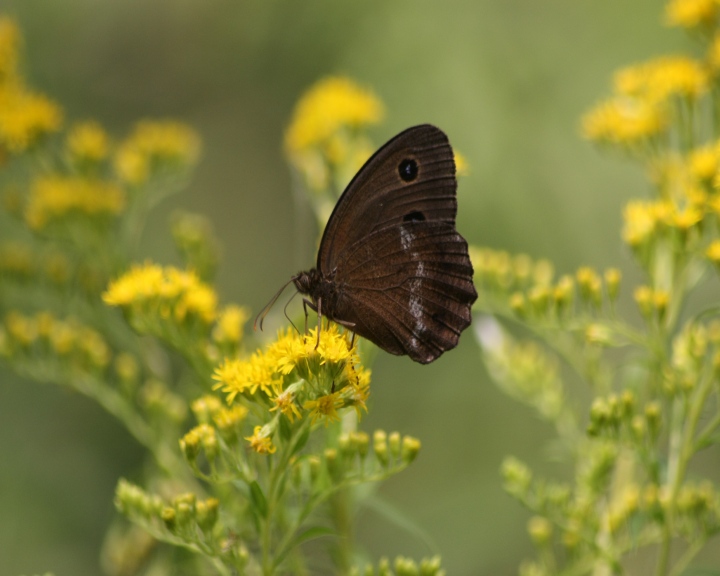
[403,210,426,222]
[398,158,418,182]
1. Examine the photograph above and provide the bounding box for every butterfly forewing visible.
[318,124,457,273]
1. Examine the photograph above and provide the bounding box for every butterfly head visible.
[292,268,321,296]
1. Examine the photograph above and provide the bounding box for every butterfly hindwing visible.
[330,221,477,364]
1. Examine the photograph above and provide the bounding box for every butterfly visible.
[259,124,477,364]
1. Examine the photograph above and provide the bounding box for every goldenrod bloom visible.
[0,17,20,82]
[304,391,343,426]
[115,120,200,184]
[582,97,666,145]
[0,84,62,153]
[245,425,277,454]
[615,56,708,102]
[25,175,125,229]
[66,120,111,163]
[212,305,250,344]
[665,0,718,28]
[103,262,217,324]
[284,76,383,155]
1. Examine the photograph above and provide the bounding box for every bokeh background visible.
[0,0,701,574]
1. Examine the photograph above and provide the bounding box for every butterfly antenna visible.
[282,290,301,335]
[254,277,296,331]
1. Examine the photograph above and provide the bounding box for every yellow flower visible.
[0,83,62,153]
[270,387,303,423]
[25,175,125,229]
[688,143,718,182]
[0,17,20,82]
[284,76,384,155]
[212,352,282,401]
[245,425,277,454]
[103,263,217,323]
[304,391,344,426]
[614,56,708,102]
[582,97,666,145]
[709,33,720,71]
[454,151,469,176]
[66,120,111,163]
[115,120,200,184]
[706,239,720,263]
[622,200,663,246]
[212,304,250,344]
[666,0,718,28]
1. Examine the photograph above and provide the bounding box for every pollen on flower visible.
[25,175,125,230]
[284,76,384,155]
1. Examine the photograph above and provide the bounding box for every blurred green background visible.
[0,0,704,574]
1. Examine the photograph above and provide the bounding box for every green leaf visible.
[279,413,292,442]
[248,481,268,518]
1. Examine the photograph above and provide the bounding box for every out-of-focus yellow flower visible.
[114,120,200,185]
[622,200,670,246]
[454,151,469,176]
[212,305,250,344]
[708,33,720,71]
[582,97,666,145]
[1,311,110,369]
[614,56,708,102]
[25,175,125,230]
[666,0,718,28]
[66,120,111,163]
[688,143,718,182]
[284,76,384,156]
[0,84,62,153]
[0,17,20,82]
[706,239,720,263]
[103,262,217,324]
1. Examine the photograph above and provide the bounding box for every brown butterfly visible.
[259,124,477,364]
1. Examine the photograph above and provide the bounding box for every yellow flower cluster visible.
[285,76,384,155]
[115,120,201,185]
[0,310,110,369]
[212,304,250,345]
[103,262,218,324]
[582,97,666,145]
[213,323,370,435]
[666,0,719,28]
[0,17,62,154]
[615,56,708,102]
[66,120,111,163]
[472,246,622,320]
[25,175,125,230]
[583,55,709,147]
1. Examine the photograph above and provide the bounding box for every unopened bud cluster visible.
[351,555,444,576]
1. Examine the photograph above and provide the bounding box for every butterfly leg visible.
[301,297,322,349]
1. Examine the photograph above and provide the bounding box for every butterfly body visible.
[291,124,477,364]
